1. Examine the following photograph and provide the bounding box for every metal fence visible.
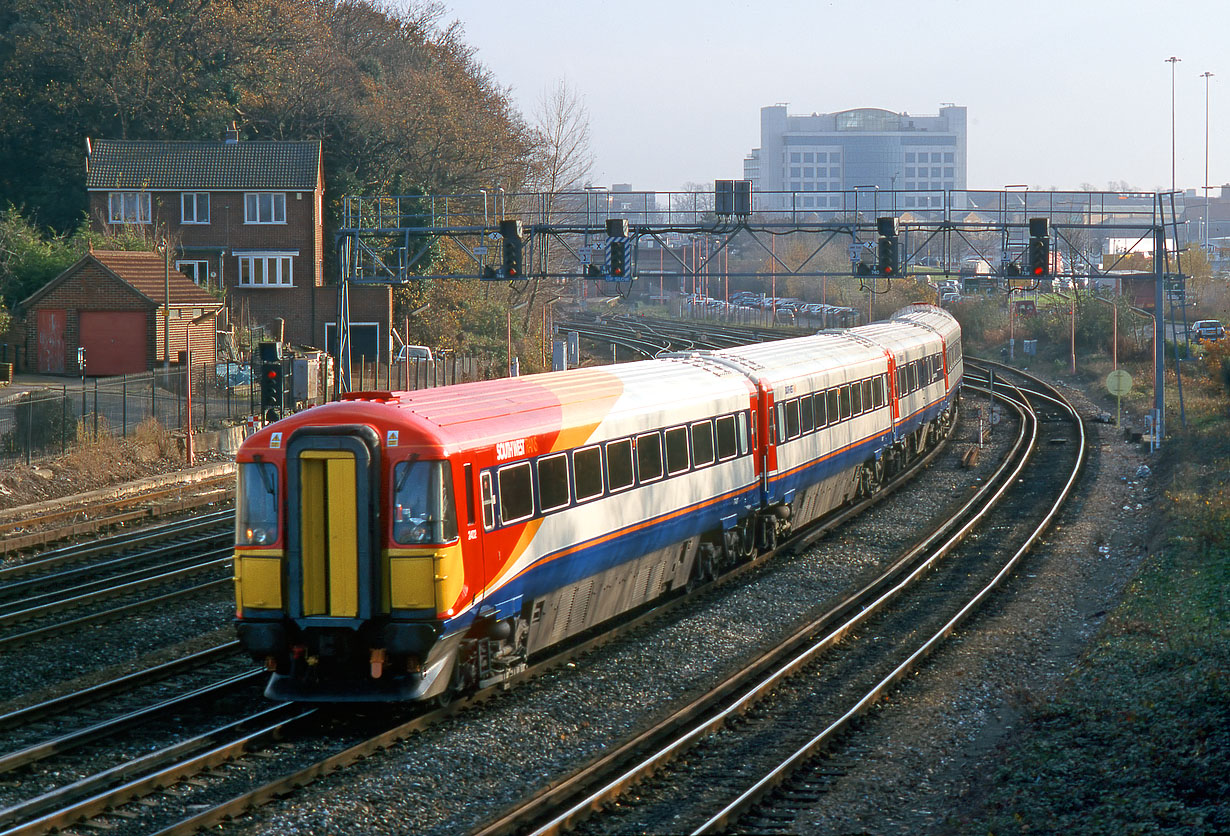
[0,354,498,466]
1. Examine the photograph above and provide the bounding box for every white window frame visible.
[175,259,210,287]
[237,252,294,287]
[181,192,210,224]
[244,192,286,224]
[108,191,151,224]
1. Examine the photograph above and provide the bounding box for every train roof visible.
[241,355,754,457]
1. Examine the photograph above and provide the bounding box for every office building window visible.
[790,152,801,163]
[944,152,954,162]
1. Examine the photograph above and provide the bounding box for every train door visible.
[285,428,381,626]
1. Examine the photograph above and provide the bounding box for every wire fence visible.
[0,353,497,466]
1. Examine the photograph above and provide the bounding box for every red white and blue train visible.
[232,304,962,702]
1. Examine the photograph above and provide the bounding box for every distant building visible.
[744,104,967,211]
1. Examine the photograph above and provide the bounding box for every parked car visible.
[1190,320,1225,343]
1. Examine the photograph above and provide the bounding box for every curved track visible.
[467,362,1085,835]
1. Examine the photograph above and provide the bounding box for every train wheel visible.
[758,516,777,553]
[738,519,756,559]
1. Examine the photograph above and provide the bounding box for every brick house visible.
[21,249,223,375]
[84,128,391,360]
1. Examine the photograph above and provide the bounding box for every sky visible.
[431,0,1228,195]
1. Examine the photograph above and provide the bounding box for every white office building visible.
[744,104,967,210]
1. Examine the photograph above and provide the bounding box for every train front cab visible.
[234,423,462,701]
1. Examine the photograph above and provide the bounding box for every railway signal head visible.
[1028,217,1050,276]
[877,235,899,276]
[260,361,284,422]
[500,219,524,278]
[609,238,628,278]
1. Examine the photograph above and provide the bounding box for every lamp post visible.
[1202,71,1214,254]
[160,237,171,372]
[1166,56,1181,193]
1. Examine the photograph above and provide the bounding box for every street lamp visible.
[158,237,171,373]
[1202,71,1214,253]
[1166,56,1181,193]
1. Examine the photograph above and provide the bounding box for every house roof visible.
[21,249,224,311]
[86,138,321,191]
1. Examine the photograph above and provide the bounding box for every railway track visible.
[0,513,235,650]
[5,390,959,836]
[0,470,234,556]
[466,362,1084,835]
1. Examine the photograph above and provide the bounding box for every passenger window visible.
[862,379,873,409]
[574,446,604,501]
[813,392,826,428]
[800,396,814,433]
[497,462,533,524]
[606,439,634,491]
[665,426,690,474]
[785,399,801,439]
[850,381,862,414]
[481,471,495,530]
[826,389,839,425]
[908,362,918,392]
[716,415,738,460]
[873,376,885,408]
[896,368,906,397]
[691,421,715,466]
[737,412,750,455]
[636,432,664,482]
[839,385,852,420]
[775,403,786,445]
[537,453,570,512]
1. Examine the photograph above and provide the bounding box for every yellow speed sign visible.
[1106,369,1133,397]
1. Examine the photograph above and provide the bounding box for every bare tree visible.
[520,79,595,337]
[530,79,595,200]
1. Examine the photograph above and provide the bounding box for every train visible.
[232,304,963,702]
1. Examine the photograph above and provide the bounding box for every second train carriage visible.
[232,305,962,702]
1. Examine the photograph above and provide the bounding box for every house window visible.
[176,260,210,287]
[238,254,293,287]
[244,192,286,224]
[182,193,210,224]
[108,192,150,224]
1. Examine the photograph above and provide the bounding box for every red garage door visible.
[79,311,148,375]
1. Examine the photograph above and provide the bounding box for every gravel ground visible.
[210,388,1097,836]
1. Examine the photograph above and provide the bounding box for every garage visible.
[79,311,148,375]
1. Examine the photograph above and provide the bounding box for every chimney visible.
[225,122,239,144]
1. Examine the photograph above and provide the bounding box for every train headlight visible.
[245,526,272,545]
